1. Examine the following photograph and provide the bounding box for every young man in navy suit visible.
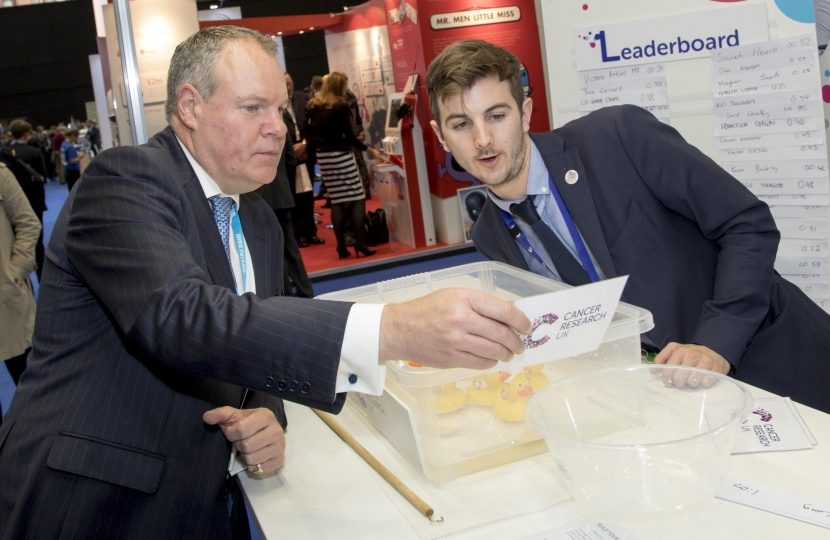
[0,29,532,539]
[426,40,830,413]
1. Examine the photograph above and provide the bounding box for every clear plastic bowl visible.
[524,364,753,527]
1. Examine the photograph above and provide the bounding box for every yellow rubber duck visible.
[493,377,534,422]
[434,383,468,414]
[522,364,549,392]
[467,371,510,406]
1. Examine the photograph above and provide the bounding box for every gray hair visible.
[165,26,278,121]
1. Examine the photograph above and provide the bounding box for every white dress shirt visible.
[177,137,386,395]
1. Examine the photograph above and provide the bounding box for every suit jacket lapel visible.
[239,194,274,298]
[530,132,617,279]
[152,127,237,290]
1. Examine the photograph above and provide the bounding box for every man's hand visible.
[203,407,285,474]
[379,288,532,370]
[357,132,366,142]
[653,342,732,388]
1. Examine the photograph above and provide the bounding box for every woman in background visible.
[305,72,384,259]
[0,161,40,425]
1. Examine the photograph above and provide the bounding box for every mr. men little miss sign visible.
[575,3,770,71]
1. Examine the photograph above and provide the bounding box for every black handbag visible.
[365,209,389,246]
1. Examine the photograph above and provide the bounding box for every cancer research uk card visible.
[510,276,628,368]
[728,397,816,453]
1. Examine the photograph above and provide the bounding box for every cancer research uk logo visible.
[753,407,773,422]
[578,28,741,64]
[522,313,559,349]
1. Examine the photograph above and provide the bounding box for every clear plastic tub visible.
[525,364,754,526]
[318,262,655,483]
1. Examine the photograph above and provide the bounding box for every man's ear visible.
[177,84,201,130]
[430,119,447,147]
[521,97,533,133]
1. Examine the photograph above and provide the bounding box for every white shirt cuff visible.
[336,303,387,396]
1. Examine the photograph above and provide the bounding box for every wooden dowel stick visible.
[313,409,436,520]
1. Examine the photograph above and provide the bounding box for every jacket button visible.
[264,376,276,388]
[300,382,312,394]
[277,380,288,391]
[288,381,299,393]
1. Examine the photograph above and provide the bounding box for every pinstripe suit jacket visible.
[0,127,353,539]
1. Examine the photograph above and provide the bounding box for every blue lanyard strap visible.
[500,175,600,283]
[546,176,600,282]
[499,208,558,277]
[229,205,248,295]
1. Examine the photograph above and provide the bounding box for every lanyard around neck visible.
[229,204,248,295]
[499,175,600,283]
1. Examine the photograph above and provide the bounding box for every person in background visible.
[29,124,56,180]
[86,119,102,156]
[51,127,66,184]
[0,161,40,425]
[60,128,85,191]
[335,71,373,201]
[284,73,323,247]
[6,120,47,280]
[309,74,332,208]
[306,72,382,259]
[308,75,323,98]
[254,130,314,297]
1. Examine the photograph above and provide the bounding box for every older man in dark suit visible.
[426,40,830,413]
[0,28,531,540]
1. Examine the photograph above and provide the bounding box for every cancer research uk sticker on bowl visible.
[574,3,769,71]
[512,276,628,365]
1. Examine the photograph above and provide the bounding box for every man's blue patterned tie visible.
[208,195,235,267]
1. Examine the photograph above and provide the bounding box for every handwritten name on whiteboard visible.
[725,159,826,179]
[715,116,818,136]
[721,145,825,161]
[719,130,822,148]
[738,178,829,195]
[710,33,815,64]
[713,80,815,98]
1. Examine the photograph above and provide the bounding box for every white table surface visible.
[240,385,830,540]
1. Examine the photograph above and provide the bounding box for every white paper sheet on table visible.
[519,520,639,540]
[334,401,571,540]
[717,476,830,529]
